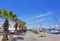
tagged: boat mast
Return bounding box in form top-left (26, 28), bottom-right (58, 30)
top-left (39, 20), bottom-right (42, 31)
top-left (54, 15), bottom-right (60, 28)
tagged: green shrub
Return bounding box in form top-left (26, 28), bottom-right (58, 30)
top-left (33, 30), bottom-right (38, 34)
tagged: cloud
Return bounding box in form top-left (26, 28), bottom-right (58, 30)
top-left (35, 12), bottom-right (53, 18)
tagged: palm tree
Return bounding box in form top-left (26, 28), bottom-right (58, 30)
top-left (18, 19), bottom-right (22, 33)
top-left (0, 9), bottom-right (26, 36)
top-left (21, 21), bottom-right (26, 31)
top-left (0, 9), bottom-right (27, 40)
top-left (0, 9), bottom-right (18, 39)
top-left (0, 9), bottom-right (9, 40)
top-left (9, 11), bottom-right (19, 34)
top-left (19, 20), bottom-right (26, 32)
top-left (0, 9), bottom-right (3, 17)
top-left (9, 11), bottom-right (17, 20)
top-left (9, 11), bottom-right (27, 34)
top-left (12, 18), bottom-right (19, 34)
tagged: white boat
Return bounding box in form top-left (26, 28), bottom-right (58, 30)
top-left (48, 30), bottom-right (60, 34)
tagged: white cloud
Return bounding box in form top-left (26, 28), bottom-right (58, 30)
top-left (35, 12), bottom-right (53, 18)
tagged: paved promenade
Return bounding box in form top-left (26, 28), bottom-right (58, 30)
top-left (13, 31), bottom-right (60, 41)
top-left (0, 31), bottom-right (60, 41)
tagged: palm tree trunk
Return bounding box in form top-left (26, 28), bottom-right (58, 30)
top-left (15, 28), bottom-right (17, 34)
top-left (22, 26), bottom-right (24, 32)
top-left (19, 25), bottom-right (22, 33)
top-left (3, 19), bottom-right (9, 40)
top-left (14, 23), bottom-right (18, 34)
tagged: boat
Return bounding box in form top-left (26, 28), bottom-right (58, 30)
top-left (48, 30), bottom-right (60, 34)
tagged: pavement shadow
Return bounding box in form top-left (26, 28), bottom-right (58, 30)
top-left (12, 37), bottom-right (24, 41)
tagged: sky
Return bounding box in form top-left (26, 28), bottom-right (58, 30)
top-left (0, 0), bottom-right (60, 29)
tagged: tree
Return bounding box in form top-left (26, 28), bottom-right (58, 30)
top-left (12, 17), bottom-right (19, 34)
top-left (19, 20), bottom-right (26, 32)
top-left (0, 9), bottom-right (9, 40)
top-left (9, 10), bottom-right (27, 33)
top-left (9, 11), bottom-right (17, 20)
top-left (0, 8), bottom-right (26, 36)
top-left (0, 9), bottom-right (18, 40)
top-left (9, 11), bottom-right (19, 34)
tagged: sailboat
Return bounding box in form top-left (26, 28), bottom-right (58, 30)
top-left (48, 15), bottom-right (60, 34)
